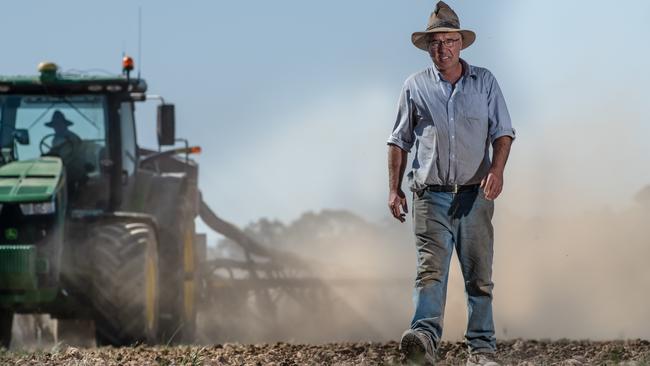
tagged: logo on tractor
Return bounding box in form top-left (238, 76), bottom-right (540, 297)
top-left (5, 228), bottom-right (18, 241)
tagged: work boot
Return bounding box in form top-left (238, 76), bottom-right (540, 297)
top-left (399, 329), bottom-right (436, 365)
top-left (466, 353), bottom-right (500, 366)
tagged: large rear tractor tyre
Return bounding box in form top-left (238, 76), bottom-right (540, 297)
top-left (0, 311), bottom-right (12, 349)
top-left (91, 222), bottom-right (159, 346)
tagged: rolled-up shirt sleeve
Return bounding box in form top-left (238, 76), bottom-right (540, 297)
top-left (486, 72), bottom-right (516, 144)
top-left (387, 82), bottom-right (416, 152)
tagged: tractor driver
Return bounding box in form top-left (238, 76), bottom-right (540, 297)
top-left (43, 110), bottom-right (88, 188)
top-left (44, 110), bottom-right (82, 150)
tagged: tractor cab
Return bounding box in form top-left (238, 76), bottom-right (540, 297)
top-left (0, 60), bottom-right (175, 211)
top-left (0, 93), bottom-right (109, 208)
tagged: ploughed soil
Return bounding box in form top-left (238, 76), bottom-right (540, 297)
top-left (1, 339), bottom-right (649, 365)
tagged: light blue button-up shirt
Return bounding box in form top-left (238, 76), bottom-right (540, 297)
top-left (387, 59), bottom-right (515, 192)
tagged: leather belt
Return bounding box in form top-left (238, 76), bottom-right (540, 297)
top-left (426, 184), bottom-right (479, 193)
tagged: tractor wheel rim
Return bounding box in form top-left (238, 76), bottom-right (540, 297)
top-left (145, 252), bottom-right (157, 333)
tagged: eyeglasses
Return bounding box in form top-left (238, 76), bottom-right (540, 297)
top-left (428, 38), bottom-right (461, 49)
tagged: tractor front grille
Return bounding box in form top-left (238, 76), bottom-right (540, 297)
top-left (0, 245), bottom-right (38, 290)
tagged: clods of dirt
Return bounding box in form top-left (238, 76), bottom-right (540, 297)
top-left (1, 339), bottom-right (649, 365)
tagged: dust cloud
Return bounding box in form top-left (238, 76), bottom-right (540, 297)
top-left (10, 186), bottom-right (650, 347)
top-left (491, 190), bottom-right (650, 340)
top-left (195, 187), bottom-right (650, 344)
top-left (196, 210), bottom-right (415, 344)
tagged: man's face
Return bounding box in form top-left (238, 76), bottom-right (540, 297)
top-left (427, 32), bottom-right (463, 71)
top-left (53, 124), bottom-right (67, 134)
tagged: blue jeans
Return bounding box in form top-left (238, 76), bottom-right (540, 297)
top-left (410, 189), bottom-right (496, 353)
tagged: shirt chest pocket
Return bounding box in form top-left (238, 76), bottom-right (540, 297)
top-left (457, 92), bottom-right (488, 124)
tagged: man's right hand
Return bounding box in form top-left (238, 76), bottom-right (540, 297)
top-left (388, 189), bottom-right (408, 223)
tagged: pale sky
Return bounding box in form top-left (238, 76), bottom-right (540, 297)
top-left (2, 0), bottom-right (649, 227)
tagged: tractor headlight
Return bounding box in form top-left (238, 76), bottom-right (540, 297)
top-left (20, 201), bottom-right (56, 215)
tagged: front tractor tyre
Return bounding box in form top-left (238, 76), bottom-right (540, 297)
top-left (91, 222), bottom-right (159, 346)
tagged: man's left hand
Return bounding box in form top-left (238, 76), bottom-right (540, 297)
top-left (480, 168), bottom-right (504, 200)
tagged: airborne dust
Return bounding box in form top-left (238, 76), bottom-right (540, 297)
top-left (10, 173), bottom-right (650, 348)
top-left (193, 190), bottom-right (650, 344)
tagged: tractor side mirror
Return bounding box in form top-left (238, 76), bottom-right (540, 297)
top-left (13, 129), bottom-right (30, 145)
top-left (157, 104), bottom-right (175, 146)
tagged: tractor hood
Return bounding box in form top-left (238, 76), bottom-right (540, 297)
top-left (0, 157), bottom-right (62, 202)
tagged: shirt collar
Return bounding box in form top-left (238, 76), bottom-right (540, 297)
top-left (432, 58), bottom-right (477, 83)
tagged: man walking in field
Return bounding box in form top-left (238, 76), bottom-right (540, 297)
top-left (387, 2), bottom-right (515, 365)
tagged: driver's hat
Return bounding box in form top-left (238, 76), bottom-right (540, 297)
top-left (45, 110), bottom-right (74, 128)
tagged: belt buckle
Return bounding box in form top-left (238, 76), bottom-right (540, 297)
top-left (452, 184), bottom-right (459, 194)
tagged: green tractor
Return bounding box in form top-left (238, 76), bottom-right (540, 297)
top-left (0, 59), bottom-right (205, 347)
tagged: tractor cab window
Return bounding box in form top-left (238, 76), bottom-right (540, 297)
top-left (0, 95), bottom-right (107, 176)
top-left (0, 95), bottom-right (110, 208)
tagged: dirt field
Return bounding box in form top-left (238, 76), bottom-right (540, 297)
top-left (2, 339), bottom-right (650, 365)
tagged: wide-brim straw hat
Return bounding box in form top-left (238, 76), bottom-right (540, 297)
top-left (411, 1), bottom-right (476, 51)
top-left (45, 110), bottom-right (74, 128)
